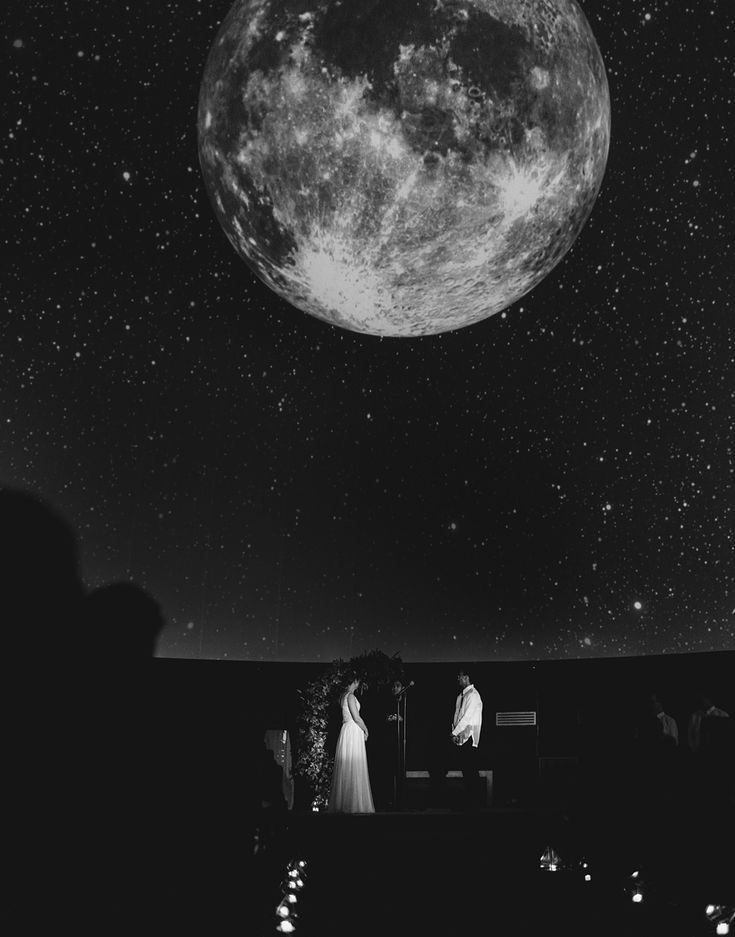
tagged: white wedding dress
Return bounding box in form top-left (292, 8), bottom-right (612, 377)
top-left (327, 694), bottom-right (375, 814)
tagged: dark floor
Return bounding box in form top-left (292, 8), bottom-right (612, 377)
top-left (262, 802), bottom-right (734, 937)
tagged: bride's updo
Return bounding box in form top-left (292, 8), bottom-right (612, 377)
top-left (340, 672), bottom-right (360, 700)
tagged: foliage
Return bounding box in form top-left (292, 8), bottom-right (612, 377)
top-left (293, 649), bottom-right (404, 809)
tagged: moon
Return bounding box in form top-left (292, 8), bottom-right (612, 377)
top-left (198, 0), bottom-right (610, 337)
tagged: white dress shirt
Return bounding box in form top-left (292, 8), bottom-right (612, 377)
top-left (452, 684), bottom-right (483, 748)
top-left (656, 710), bottom-right (679, 745)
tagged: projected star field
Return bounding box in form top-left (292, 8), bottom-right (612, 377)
top-left (2, 1), bottom-right (733, 661)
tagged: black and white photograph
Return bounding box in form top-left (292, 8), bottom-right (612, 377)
top-left (3, 0), bottom-right (733, 933)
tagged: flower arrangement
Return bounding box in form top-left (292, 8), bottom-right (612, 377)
top-left (293, 649), bottom-right (404, 810)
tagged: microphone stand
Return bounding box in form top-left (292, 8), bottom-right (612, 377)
top-left (393, 684), bottom-right (413, 810)
top-left (392, 694), bottom-right (400, 810)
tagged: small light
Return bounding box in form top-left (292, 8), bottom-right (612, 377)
top-left (539, 846), bottom-right (562, 870)
top-left (298, 860), bottom-right (307, 869)
top-left (584, 874), bottom-right (591, 882)
top-left (277, 904), bottom-right (291, 918)
top-left (716, 924), bottom-right (730, 936)
top-left (707, 906), bottom-right (717, 917)
top-left (632, 889), bottom-right (643, 903)
top-left (285, 894), bottom-right (297, 905)
top-left (634, 601), bottom-right (642, 610)
top-left (276, 921), bottom-right (296, 934)
top-left (631, 870), bottom-right (640, 879)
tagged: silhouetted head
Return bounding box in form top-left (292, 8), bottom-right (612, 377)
top-left (649, 693), bottom-right (664, 715)
top-left (84, 581), bottom-right (165, 659)
top-left (0, 487), bottom-right (84, 652)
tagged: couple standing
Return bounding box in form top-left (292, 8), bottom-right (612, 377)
top-left (327, 670), bottom-right (483, 813)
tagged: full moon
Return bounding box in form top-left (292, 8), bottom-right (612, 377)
top-left (198, 0), bottom-right (610, 337)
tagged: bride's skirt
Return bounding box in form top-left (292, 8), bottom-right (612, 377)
top-left (327, 722), bottom-right (375, 814)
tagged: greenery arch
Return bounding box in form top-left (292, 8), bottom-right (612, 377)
top-left (293, 649), bottom-right (404, 809)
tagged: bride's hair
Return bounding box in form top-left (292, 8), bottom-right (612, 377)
top-left (340, 672), bottom-right (360, 699)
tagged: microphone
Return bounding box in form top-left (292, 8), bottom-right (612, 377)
top-left (395, 680), bottom-right (415, 698)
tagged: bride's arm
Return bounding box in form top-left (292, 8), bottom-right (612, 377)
top-left (347, 694), bottom-right (369, 738)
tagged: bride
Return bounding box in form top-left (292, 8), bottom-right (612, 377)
top-left (327, 675), bottom-right (375, 814)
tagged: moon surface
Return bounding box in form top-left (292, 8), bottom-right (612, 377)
top-left (198, 0), bottom-right (610, 337)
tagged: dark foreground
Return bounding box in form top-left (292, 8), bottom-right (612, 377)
top-left (256, 801), bottom-right (734, 937)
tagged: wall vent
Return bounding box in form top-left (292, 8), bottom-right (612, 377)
top-left (495, 711), bottom-right (537, 726)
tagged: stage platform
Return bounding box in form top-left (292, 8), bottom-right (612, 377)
top-left (262, 803), bottom-right (734, 937)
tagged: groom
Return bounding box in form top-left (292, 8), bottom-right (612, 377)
top-left (451, 670), bottom-right (483, 810)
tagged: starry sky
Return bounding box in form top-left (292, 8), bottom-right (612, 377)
top-left (3, 0), bottom-right (733, 662)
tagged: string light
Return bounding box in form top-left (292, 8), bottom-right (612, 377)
top-left (275, 859), bottom-right (308, 932)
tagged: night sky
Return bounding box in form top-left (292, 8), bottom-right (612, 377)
top-left (3, 1), bottom-right (733, 662)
